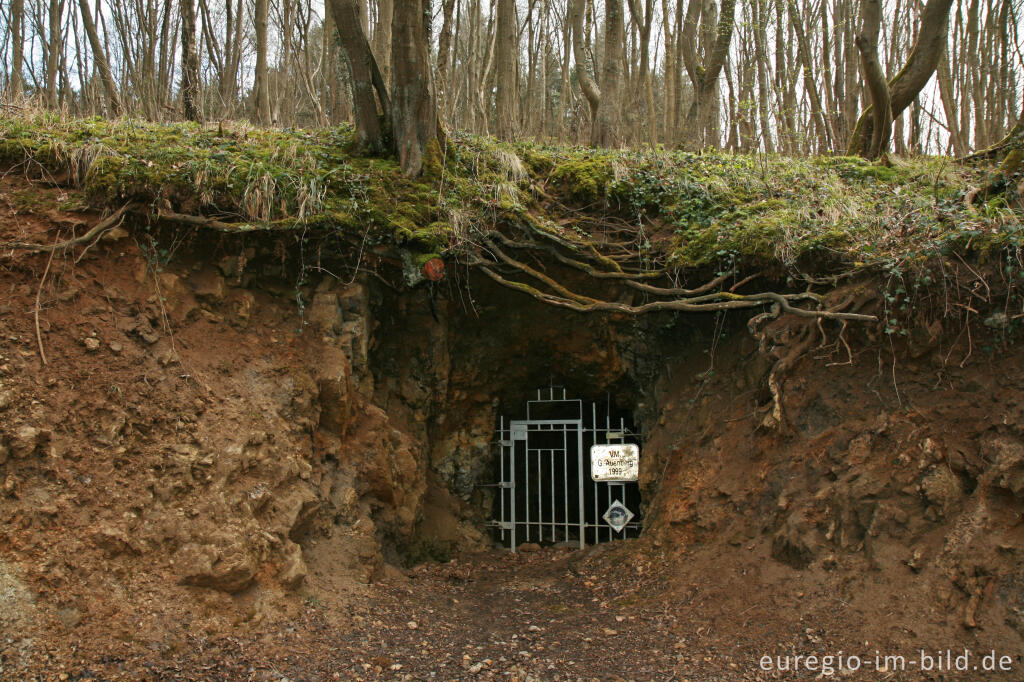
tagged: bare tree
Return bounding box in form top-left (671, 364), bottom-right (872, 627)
top-left (8, 0), bottom-right (25, 98)
top-left (847, 0), bottom-right (955, 156)
top-left (254, 0), bottom-right (272, 124)
top-left (495, 0), bottom-right (519, 139)
top-left (680, 0), bottom-right (737, 148)
top-left (329, 0), bottom-right (391, 152)
top-left (181, 0), bottom-right (201, 121)
top-left (390, 0), bottom-right (441, 175)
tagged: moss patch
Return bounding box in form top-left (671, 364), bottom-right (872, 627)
top-left (1, 114), bottom-right (1021, 285)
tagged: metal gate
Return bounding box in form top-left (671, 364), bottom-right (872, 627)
top-left (488, 388), bottom-right (642, 551)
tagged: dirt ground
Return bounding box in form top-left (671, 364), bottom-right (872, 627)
top-left (8, 536), bottom-right (1022, 680)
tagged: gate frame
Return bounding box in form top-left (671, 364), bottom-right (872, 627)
top-left (491, 387), bottom-right (640, 552)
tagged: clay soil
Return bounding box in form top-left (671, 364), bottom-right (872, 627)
top-left (2, 174), bottom-right (1024, 681)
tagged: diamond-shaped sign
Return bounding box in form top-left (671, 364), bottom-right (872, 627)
top-left (602, 500), bottom-right (634, 533)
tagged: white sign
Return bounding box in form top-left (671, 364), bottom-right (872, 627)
top-left (590, 444), bottom-right (639, 482)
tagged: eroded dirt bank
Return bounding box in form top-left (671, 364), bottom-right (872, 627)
top-left (2, 176), bottom-right (1024, 681)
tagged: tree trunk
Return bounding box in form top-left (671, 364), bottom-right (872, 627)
top-left (9, 0), bottom-right (25, 98)
top-left (390, 0), bottom-right (441, 176)
top-left (437, 0), bottom-right (457, 112)
top-left (328, 0), bottom-right (391, 153)
top-left (854, 0), bottom-right (890, 158)
top-left (594, 0), bottom-right (624, 147)
top-left (253, 0), bottom-right (271, 124)
top-left (495, 0), bottom-right (519, 139)
top-left (937, 47), bottom-right (967, 156)
top-left (180, 0), bottom-right (202, 121)
top-left (626, 0), bottom-right (655, 145)
top-left (372, 0), bottom-right (394, 83)
top-left (78, 0), bottom-right (121, 115)
top-left (787, 0), bottom-right (830, 151)
top-left (45, 0), bottom-right (63, 108)
top-left (570, 0), bottom-right (602, 135)
top-left (847, 0), bottom-right (955, 156)
top-left (752, 0), bottom-right (773, 151)
top-left (680, 0), bottom-right (737, 149)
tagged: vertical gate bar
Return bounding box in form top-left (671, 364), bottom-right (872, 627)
top-left (577, 420), bottom-right (585, 549)
top-left (593, 405), bottom-right (598, 545)
top-left (525, 444), bottom-right (530, 543)
top-left (606, 412), bottom-right (612, 543)
top-left (510, 429), bottom-right (517, 553)
top-left (536, 445), bottom-right (542, 543)
top-left (550, 443), bottom-right (556, 544)
top-left (499, 416), bottom-right (506, 546)
top-left (619, 417), bottom-right (627, 537)
top-left (562, 427), bottom-right (568, 543)
top-left (592, 402), bottom-right (598, 545)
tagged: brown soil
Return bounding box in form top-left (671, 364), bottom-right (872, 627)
top-left (2, 174), bottom-right (1024, 681)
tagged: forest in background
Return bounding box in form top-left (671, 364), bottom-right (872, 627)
top-left (1, 0), bottom-right (1021, 159)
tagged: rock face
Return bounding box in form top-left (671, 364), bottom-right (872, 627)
top-left (639, 313), bottom-right (1024, 645)
top-left (0, 247), bottom-right (432, 617)
top-left (177, 538), bottom-right (258, 593)
top-left (983, 434), bottom-right (1024, 497)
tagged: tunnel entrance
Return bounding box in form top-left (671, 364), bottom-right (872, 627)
top-left (487, 388), bottom-right (642, 552)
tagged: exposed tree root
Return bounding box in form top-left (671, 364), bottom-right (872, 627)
top-left (759, 324), bottom-right (817, 430)
top-left (34, 232), bottom-right (60, 366)
top-left (476, 261), bottom-right (874, 321)
top-left (1, 202), bottom-right (132, 253)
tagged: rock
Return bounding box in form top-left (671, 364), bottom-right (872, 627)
top-left (771, 511), bottom-right (822, 569)
top-left (10, 426), bottom-right (43, 459)
top-left (0, 444), bottom-right (8, 466)
top-left (517, 543), bottom-right (542, 553)
top-left (177, 540), bottom-right (258, 593)
top-left (307, 293), bottom-right (343, 335)
top-left (117, 314), bottom-right (160, 344)
top-left (109, 342), bottom-right (123, 354)
top-left (93, 409), bottom-right (127, 445)
top-left (83, 337), bottom-right (100, 352)
top-left (278, 541), bottom-right (308, 588)
top-left (982, 434), bottom-right (1024, 497)
top-left (268, 486), bottom-right (320, 541)
top-left (0, 390), bottom-right (13, 410)
top-left (189, 268), bottom-right (227, 302)
top-left (228, 290), bottom-right (256, 326)
top-left (154, 272), bottom-right (198, 324)
top-left (407, 621), bottom-right (418, 630)
top-left (56, 607), bottom-right (81, 628)
top-left (91, 524), bottom-right (138, 557)
top-left (920, 466), bottom-right (961, 516)
top-left (156, 348), bottom-right (180, 366)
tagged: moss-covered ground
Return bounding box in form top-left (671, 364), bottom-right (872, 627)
top-left (2, 113), bottom-right (1022, 284)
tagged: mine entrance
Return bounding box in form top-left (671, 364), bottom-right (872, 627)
top-left (488, 388), bottom-right (642, 551)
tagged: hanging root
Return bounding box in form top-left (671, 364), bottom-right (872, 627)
top-left (760, 322), bottom-right (819, 430)
top-left (34, 232), bottom-right (61, 366)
